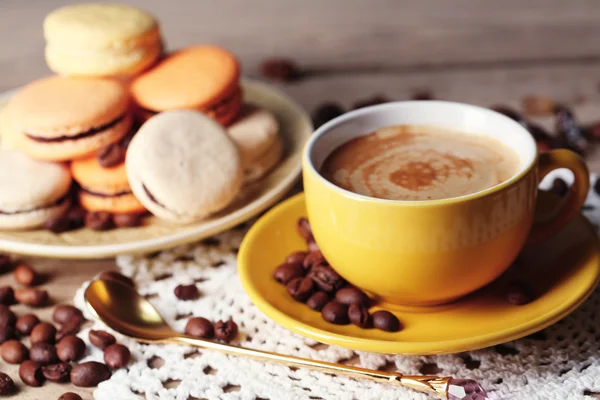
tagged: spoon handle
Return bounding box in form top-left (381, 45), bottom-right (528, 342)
top-left (171, 335), bottom-right (450, 398)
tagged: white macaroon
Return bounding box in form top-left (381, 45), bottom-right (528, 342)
top-left (0, 150), bottom-right (72, 230)
top-left (126, 110), bottom-right (243, 224)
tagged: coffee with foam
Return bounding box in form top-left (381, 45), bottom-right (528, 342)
top-left (320, 125), bottom-right (520, 201)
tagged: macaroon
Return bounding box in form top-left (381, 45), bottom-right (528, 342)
top-left (126, 110), bottom-right (243, 224)
top-left (44, 3), bottom-right (162, 77)
top-left (0, 150), bottom-right (72, 230)
top-left (130, 46), bottom-right (242, 125)
top-left (2, 76), bottom-right (132, 162)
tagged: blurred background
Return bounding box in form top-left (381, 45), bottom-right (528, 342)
top-left (2, 0), bottom-right (600, 165)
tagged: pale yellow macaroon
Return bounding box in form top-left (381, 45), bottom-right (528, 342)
top-left (44, 3), bottom-right (162, 77)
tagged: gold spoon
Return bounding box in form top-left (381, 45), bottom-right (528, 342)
top-left (84, 279), bottom-right (487, 400)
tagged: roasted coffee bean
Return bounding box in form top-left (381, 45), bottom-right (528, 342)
top-left (174, 284), bottom-right (200, 300)
top-left (97, 143), bottom-right (125, 168)
top-left (53, 305), bottom-right (83, 325)
top-left (372, 310), bottom-right (401, 332)
top-left (306, 292), bottom-right (329, 311)
top-left (43, 215), bottom-right (73, 234)
top-left (0, 286), bottom-right (14, 305)
top-left (14, 263), bottom-right (40, 286)
top-left (259, 58), bottom-right (301, 82)
top-left (104, 344), bottom-right (130, 369)
top-left (65, 206), bottom-right (86, 230)
top-left (286, 277), bottom-right (314, 302)
top-left (296, 218), bottom-right (313, 241)
top-left (89, 330), bottom-right (116, 350)
top-left (0, 253), bottom-right (12, 273)
top-left (0, 372), bottom-right (15, 395)
top-left (0, 304), bottom-right (16, 327)
top-left (56, 315), bottom-right (83, 341)
top-left (286, 251), bottom-right (307, 265)
top-left (490, 105), bottom-right (526, 125)
top-left (19, 360), bottom-right (44, 387)
top-left (70, 361), bottom-right (111, 387)
top-left (56, 335), bottom-right (85, 362)
top-left (1, 340), bottom-right (29, 364)
top-left (214, 319), bottom-right (238, 342)
top-left (594, 177), bottom-right (600, 196)
top-left (522, 95), bottom-right (555, 116)
top-left (352, 94), bottom-right (390, 110)
top-left (15, 288), bottom-right (48, 307)
top-left (321, 301), bottom-right (349, 325)
top-left (0, 325), bottom-right (15, 344)
top-left (85, 211), bottom-right (114, 231)
top-left (16, 313), bottom-right (40, 336)
top-left (30, 342), bottom-right (58, 365)
top-left (58, 393), bottom-right (82, 400)
top-left (273, 263), bottom-right (305, 284)
top-left (554, 105), bottom-right (588, 155)
top-left (411, 90), bottom-right (434, 100)
top-left (506, 281), bottom-right (534, 305)
top-left (185, 317), bottom-right (214, 339)
top-left (42, 362), bottom-right (71, 382)
top-left (113, 213), bottom-right (143, 228)
top-left (312, 103), bottom-right (345, 128)
top-left (307, 239), bottom-right (320, 252)
top-left (551, 178), bottom-right (569, 197)
top-left (30, 322), bottom-right (57, 344)
top-left (335, 287), bottom-right (370, 306)
top-left (348, 304), bottom-right (372, 328)
top-left (303, 251), bottom-right (326, 269)
top-left (98, 271), bottom-right (135, 287)
top-left (309, 264), bottom-right (345, 293)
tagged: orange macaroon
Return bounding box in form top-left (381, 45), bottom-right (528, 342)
top-left (130, 46), bottom-right (242, 125)
top-left (71, 155), bottom-right (145, 214)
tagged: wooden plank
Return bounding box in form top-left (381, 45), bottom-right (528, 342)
top-left (3, 0), bottom-right (600, 89)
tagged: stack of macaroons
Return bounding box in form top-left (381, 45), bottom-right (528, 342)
top-left (0, 2), bottom-right (285, 232)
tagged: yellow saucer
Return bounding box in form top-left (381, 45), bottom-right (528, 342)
top-left (238, 192), bottom-right (600, 355)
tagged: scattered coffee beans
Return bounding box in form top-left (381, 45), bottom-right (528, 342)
top-left (273, 263), bottom-right (305, 284)
top-left (98, 271), bottom-right (135, 287)
top-left (335, 287), bottom-right (369, 307)
top-left (104, 344), bottom-right (131, 369)
top-left (259, 58), bottom-right (301, 82)
top-left (554, 105), bottom-right (588, 155)
top-left (321, 301), bottom-right (349, 325)
top-left (185, 317), bottom-right (214, 339)
top-left (312, 103), bottom-right (345, 128)
top-left (56, 335), bottom-right (86, 362)
top-left (0, 372), bottom-right (15, 395)
top-left (14, 263), bottom-right (40, 286)
top-left (113, 213), bottom-right (143, 228)
top-left (85, 211), bottom-right (114, 231)
top-left (296, 218), bottom-right (313, 241)
top-left (53, 305), bottom-right (83, 325)
top-left (0, 286), bottom-right (14, 305)
top-left (0, 304), bottom-right (16, 327)
top-left (43, 216), bottom-right (73, 234)
top-left (214, 319), bottom-right (238, 342)
top-left (551, 178), bottom-right (569, 197)
top-left (309, 264), bottom-right (345, 293)
top-left (303, 251), bottom-right (325, 269)
top-left (285, 251), bottom-right (307, 265)
top-left (30, 322), bottom-right (57, 344)
top-left (42, 362), bottom-right (71, 382)
top-left (286, 277), bottom-right (314, 302)
top-left (1, 340), bottom-right (29, 364)
top-left (372, 310), bottom-right (401, 332)
top-left (306, 292), bottom-right (329, 311)
top-left (65, 206), bottom-right (87, 230)
top-left (58, 393), bottom-right (82, 400)
top-left (506, 280), bottom-right (535, 305)
top-left (30, 342), bottom-right (58, 365)
top-left (19, 360), bottom-right (44, 387)
top-left (71, 361), bottom-right (111, 387)
top-left (16, 313), bottom-right (40, 335)
top-left (14, 288), bottom-right (48, 307)
top-left (0, 254), bottom-right (12, 273)
top-left (89, 330), bottom-right (116, 350)
top-left (97, 143), bottom-right (125, 168)
top-left (174, 284), bottom-right (200, 300)
top-left (0, 325), bottom-right (15, 344)
top-left (348, 304), bottom-right (372, 328)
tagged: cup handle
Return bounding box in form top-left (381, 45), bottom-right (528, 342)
top-left (528, 149), bottom-right (590, 244)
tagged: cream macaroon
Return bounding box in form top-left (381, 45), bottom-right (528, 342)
top-left (126, 110), bottom-right (243, 224)
top-left (0, 150), bottom-right (72, 230)
top-left (43, 3), bottom-right (162, 77)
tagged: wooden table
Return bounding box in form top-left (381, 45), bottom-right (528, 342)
top-left (1, 0), bottom-right (600, 398)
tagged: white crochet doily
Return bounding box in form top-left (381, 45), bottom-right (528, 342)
top-left (73, 170), bottom-right (600, 400)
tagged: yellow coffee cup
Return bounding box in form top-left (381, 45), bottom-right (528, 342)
top-left (303, 101), bottom-right (589, 306)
